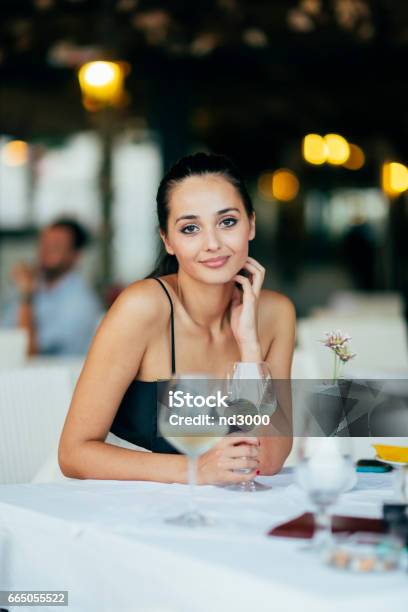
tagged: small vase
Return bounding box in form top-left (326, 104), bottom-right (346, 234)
top-left (307, 379), bottom-right (352, 437)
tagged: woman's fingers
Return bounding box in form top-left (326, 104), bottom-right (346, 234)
top-left (242, 260), bottom-right (265, 298)
top-left (222, 457), bottom-right (259, 471)
top-left (246, 256), bottom-right (265, 271)
top-left (224, 435), bottom-right (259, 447)
top-left (216, 437), bottom-right (260, 476)
top-left (233, 274), bottom-right (255, 300)
top-left (198, 436), bottom-right (261, 485)
top-left (234, 256), bottom-right (265, 300)
top-left (228, 443), bottom-right (260, 459)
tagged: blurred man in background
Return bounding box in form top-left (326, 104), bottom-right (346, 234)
top-left (1, 218), bottom-right (103, 356)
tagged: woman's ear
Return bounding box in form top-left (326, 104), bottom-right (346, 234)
top-left (249, 212), bottom-right (256, 241)
top-left (160, 230), bottom-right (175, 256)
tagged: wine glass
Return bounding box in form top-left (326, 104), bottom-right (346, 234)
top-left (158, 374), bottom-right (228, 526)
top-left (295, 418), bottom-right (356, 551)
top-left (222, 362), bottom-right (277, 492)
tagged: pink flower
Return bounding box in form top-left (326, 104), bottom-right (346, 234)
top-left (320, 330), bottom-right (351, 349)
top-left (334, 346), bottom-right (356, 363)
top-left (320, 329), bottom-right (356, 381)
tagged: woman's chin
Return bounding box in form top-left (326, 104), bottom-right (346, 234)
top-left (195, 267), bottom-right (237, 285)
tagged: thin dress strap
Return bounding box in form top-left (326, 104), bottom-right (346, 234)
top-left (153, 278), bottom-right (176, 375)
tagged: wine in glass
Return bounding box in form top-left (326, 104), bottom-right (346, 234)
top-left (158, 374), bottom-right (228, 526)
top-left (223, 362), bottom-right (277, 492)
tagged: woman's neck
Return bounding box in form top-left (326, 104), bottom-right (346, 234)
top-left (175, 269), bottom-right (235, 335)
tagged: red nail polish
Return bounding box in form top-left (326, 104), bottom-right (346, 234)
top-left (256, 470), bottom-right (260, 475)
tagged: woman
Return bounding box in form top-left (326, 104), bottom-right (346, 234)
top-left (58, 152), bottom-right (295, 485)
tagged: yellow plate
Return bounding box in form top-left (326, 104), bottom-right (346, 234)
top-left (372, 444), bottom-right (408, 463)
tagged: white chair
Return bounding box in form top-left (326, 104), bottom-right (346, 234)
top-left (28, 361), bottom-right (148, 483)
top-left (0, 366), bottom-right (73, 484)
top-left (0, 329), bottom-right (28, 370)
top-left (27, 356), bottom-right (84, 389)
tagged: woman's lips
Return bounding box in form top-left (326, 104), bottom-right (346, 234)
top-left (200, 256), bottom-right (230, 268)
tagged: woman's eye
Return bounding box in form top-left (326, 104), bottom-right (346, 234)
top-left (220, 217), bottom-right (238, 228)
top-left (181, 224), bottom-right (199, 234)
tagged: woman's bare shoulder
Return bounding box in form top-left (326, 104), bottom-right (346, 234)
top-left (108, 278), bottom-right (170, 326)
top-left (259, 289), bottom-right (296, 325)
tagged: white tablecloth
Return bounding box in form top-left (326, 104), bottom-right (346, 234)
top-left (0, 469), bottom-right (407, 612)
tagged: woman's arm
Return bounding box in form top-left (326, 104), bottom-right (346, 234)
top-left (258, 292), bottom-right (296, 475)
top-left (230, 257), bottom-right (296, 476)
top-left (58, 280), bottom-right (260, 485)
top-left (58, 280), bottom-right (189, 482)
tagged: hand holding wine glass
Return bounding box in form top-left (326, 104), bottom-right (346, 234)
top-left (223, 361), bottom-right (276, 492)
top-left (197, 435), bottom-right (260, 485)
top-left (158, 374), bottom-right (260, 526)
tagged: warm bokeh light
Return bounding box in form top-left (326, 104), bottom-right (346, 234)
top-left (78, 61), bottom-right (127, 107)
top-left (343, 143), bottom-right (365, 170)
top-left (272, 169), bottom-right (299, 202)
top-left (324, 133), bottom-right (350, 165)
top-left (80, 61), bottom-right (118, 87)
top-left (1, 140), bottom-right (29, 166)
top-left (258, 169), bottom-right (300, 201)
top-left (258, 171), bottom-right (274, 200)
top-left (382, 162), bottom-right (408, 197)
top-left (302, 134), bottom-right (327, 165)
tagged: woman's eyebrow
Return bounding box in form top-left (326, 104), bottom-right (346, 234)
top-left (175, 207), bottom-right (240, 223)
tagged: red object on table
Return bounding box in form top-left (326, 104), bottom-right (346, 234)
top-left (268, 512), bottom-right (387, 539)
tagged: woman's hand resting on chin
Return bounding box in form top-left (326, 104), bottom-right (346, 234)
top-left (230, 256), bottom-right (265, 361)
top-left (197, 436), bottom-right (260, 485)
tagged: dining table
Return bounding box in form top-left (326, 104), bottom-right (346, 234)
top-left (0, 468), bottom-right (407, 612)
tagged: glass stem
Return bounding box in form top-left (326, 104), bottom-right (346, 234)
top-left (241, 457), bottom-right (253, 485)
top-left (313, 506), bottom-right (332, 548)
top-left (188, 456), bottom-right (198, 515)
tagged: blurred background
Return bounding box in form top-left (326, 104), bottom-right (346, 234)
top-left (1, 0), bottom-right (408, 330)
top-left (1, 0), bottom-right (408, 484)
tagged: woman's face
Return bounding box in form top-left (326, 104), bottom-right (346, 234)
top-left (161, 174), bottom-right (255, 283)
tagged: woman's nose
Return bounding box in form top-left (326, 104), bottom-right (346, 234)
top-left (203, 228), bottom-right (221, 251)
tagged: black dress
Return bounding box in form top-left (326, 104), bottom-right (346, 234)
top-left (110, 278), bottom-right (180, 454)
